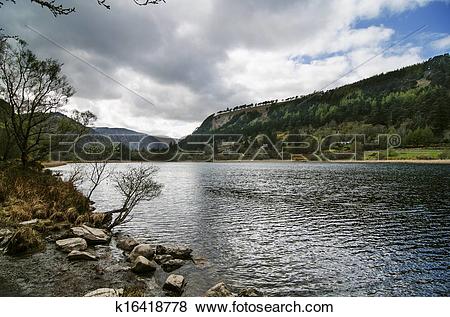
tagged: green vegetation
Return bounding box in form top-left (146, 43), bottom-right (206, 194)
top-left (365, 147), bottom-right (448, 161)
top-left (195, 54), bottom-right (450, 154)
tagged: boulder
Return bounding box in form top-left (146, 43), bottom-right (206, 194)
top-left (129, 244), bottom-right (155, 262)
top-left (154, 254), bottom-right (173, 264)
top-left (116, 236), bottom-right (139, 252)
top-left (156, 245), bottom-right (192, 259)
top-left (84, 288), bottom-right (124, 297)
top-left (163, 274), bottom-right (186, 295)
top-left (238, 288), bottom-right (263, 297)
top-left (205, 282), bottom-right (234, 297)
top-left (71, 225), bottom-right (111, 244)
top-left (68, 250), bottom-right (97, 261)
top-left (56, 237), bottom-right (87, 253)
top-left (131, 256), bottom-right (157, 274)
top-left (161, 259), bottom-right (185, 273)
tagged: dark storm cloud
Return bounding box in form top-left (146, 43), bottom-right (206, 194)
top-left (0, 0), bottom-right (432, 136)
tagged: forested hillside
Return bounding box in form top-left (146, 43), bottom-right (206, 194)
top-left (194, 54), bottom-right (450, 147)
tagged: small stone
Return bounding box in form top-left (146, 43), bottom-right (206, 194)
top-left (116, 236), bottom-right (139, 252)
top-left (68, 250), bottom-right (97, 261)
top-left (238, 288), bottom-right (263, 297)
top-left (131, 255), bottom-right (157, 274)
top-left (84, 288), bottom-right (124, 297)
top-left (193, 256), bottom-right (208, 269)
top-left (163, 274), bottom-right (186, 295)
top-left (56, 237), bottom-right (87, 253)
top-left (129, 244), bottom-right (155, 262)
top-left (205, 282), bottom-right (234, 297)
top-left (161, 259), bottom-right (185, 273)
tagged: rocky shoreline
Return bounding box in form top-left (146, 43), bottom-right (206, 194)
top-left (0, 223), bottom-right (261, 297)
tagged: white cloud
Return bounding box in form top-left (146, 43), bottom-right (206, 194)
top-left (431, 35), bottom-right (450, 50)
top-left (0, 0), bottom-right (436, 137)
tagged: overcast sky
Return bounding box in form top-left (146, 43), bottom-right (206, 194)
top-left (1, 0), bottom-right (449, 137)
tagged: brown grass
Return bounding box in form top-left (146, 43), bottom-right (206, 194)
top-left (4, 226), bottom-right (44, 255)
top-left (0, 162), bottom-right (91, 226)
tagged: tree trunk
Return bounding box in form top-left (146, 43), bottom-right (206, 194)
top-left (21, 152), bottom-right (28, 167)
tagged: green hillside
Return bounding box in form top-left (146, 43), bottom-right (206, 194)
top-left (194, 54), bottom-right (450, 148)
top-left (0, 100), bottom-right (88, 161)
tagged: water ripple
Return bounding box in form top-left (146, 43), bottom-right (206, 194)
top-left (54, 162), bottom-right (450, 296)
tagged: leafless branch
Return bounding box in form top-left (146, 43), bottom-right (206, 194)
top-left (108, 164), bottom-right (163, 230)
top-left (86, 161), bottom-right (112, 200)
top-left (0, 0), bottom-right (165, 16)
top-left (66, 164), bottom-right (85, 187)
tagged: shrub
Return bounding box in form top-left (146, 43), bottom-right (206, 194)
top-left (49, 212), bottom-right (66, 222)
top-left (438, 149), bottom-right (450, 159)
top-left (4, 227), bottom-right (44, 255)
top-left (416, 155), bottom-right (434, 160)
top-left (0, 163), bottom-right (91, 224)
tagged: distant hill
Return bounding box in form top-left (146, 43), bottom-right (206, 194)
top-left (194, 54), bottom-right (450, 147)
top-left (92, 127), bottom-right (176, 150)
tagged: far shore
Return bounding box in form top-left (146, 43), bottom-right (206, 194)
top-left (42, 159), bottom-right (450, 167)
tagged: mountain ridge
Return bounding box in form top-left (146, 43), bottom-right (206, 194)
top-left (193, 53), bottom-right (450, 146)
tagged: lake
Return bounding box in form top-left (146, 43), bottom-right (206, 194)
top-left (56, 162), bottom-right (450, 296)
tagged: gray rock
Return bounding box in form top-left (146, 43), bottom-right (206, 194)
top-left (156, 245), bottom-right (192, 259)
top-left (71, 225), bottom-right (111, 244)
top-left (131, 256), bottom-right (157, 274)
top-left (205, 282), bottom-right (235, 297)
top-left (56, 237), bottom-right (88, 253)
top-left (163, 274), bottom-right (186, 295)
top-left (116, 236), bottom-right (139, 252)
top-left (129, 244), bottom-right (155, 262)
top-left (154, 254), bottom-right (173, 264)
top-left (84, 288), bottom-right (124, 297)
top-left (68, 250), bottom-right (98, 261)
top-left (161, 259), bottom-right (185, 273)
top-left (238, 288), bottom-right (263, 297)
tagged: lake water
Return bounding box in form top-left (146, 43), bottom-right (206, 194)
top-left (56, 162), bottom-right (450, 296)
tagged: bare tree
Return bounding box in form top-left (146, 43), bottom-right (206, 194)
top-left (0, 39), bottom-right (74, 166)
top-left (0, 0), bottom-right (165, 16)
top-left (108, 165), bottom-right (162, 229)
top-left (86, 161), bottom-right (111, 200)
top-left (66, 164), bottom-right (85, 187)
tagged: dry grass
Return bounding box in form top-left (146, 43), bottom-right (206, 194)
top-left (0, 162), bottom-right (91, 225)
top-left (4, 226), bottom-right (44, 255)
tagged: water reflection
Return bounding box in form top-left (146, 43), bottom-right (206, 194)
top-left (55, 162), bottom-right (450, 296)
